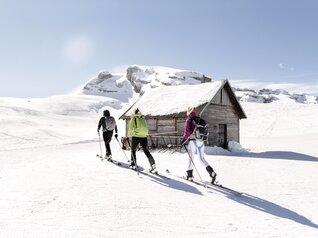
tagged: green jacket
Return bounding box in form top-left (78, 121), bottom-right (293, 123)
top-left (128, 113), bottom-right (148, 138)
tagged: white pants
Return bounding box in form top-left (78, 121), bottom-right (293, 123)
top-left (187, 140), bottom-right (209, 171)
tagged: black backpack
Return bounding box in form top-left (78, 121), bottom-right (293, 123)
top-left (190, 116), bottom-right (209, 141)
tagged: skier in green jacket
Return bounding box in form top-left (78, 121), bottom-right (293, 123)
top-left (128, 108), bottom-right (156, 172)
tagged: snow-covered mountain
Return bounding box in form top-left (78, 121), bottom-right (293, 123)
top-left (1, 65), bottom-right (318, 237)
top-left (234, 87), bottom-right (318, 104)
top-left (80, 65), bottom-right (318, 105)
top-left (81, 65), bottom-right (211, 96)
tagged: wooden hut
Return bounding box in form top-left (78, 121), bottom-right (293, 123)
top-left (119, 80), bottom-right (247, 149)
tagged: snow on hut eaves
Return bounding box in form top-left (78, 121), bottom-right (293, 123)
top-left (123, 80), bottom-right (224, 117)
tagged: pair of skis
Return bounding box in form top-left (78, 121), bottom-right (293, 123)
top-left (166, 169), bottom-right (242, 196)
top-left (96, 154), bottom-right (122, 166)
top-left (97, 153), bottom-right (170, 180)
top-left (139, 168), bottom-right (171, 180)
top-left (97, 135), bottom-right (170, 179)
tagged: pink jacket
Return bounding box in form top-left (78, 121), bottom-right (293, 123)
top-left (183, 111), bottom-right (196, 140)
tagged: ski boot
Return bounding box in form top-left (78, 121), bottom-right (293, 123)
top-left (206, 166), bottom-right (217, 184)
top-left (105, 154), bottom-right (112, 162)
top-left (129, 162), bottom-right (137, 171)
top-left (149, 164), bottom-right (157, 173)
top-left (186, 170), bottom-right (194, 181)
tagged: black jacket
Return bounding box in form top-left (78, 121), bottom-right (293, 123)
top-left (97, 116), bottom-right (118, 133)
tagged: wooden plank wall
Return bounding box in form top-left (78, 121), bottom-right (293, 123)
top-left (210, 88), bottom-right (232, 106)
top-left (202, 87), bottom-right (240, 147)
top-left (154, 119), bottom-right (177, 147)
top-left (125, 118), bottom-right (182, 148)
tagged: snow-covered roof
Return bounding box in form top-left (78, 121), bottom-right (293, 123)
top-left (120, 80), bottom-right (226, 118)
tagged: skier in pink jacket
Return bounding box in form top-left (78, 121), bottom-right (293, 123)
top-left (182, 107), bottom-right (217, 184)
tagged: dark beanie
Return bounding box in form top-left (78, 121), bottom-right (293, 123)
top-left (103, 110), bottom-right (110, 117)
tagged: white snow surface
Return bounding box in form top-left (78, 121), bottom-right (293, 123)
top-left (1, 72), bottom-right (318, 237)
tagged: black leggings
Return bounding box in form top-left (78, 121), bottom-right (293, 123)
top-left (103, 131), bottom-right (113, 156)
top-left (131, 137), bottom-right (155, 166)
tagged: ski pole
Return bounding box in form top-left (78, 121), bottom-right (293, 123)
top-left (183, 143), bottom-right (206, 187)
top-left (97, 132), bottom-right (103, 159)
top-left (180, 137), bottom-right (190, 149)
top-left (130, 149), bottom-right (139, 175)
top-left (115, 137), bottom-right (139, 175)
top-left (114, 137), bottom-right (131, 163)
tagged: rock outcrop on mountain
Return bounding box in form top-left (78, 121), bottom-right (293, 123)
top-left (81, 65), bottom-right (317, 104)
top-left (233, 87), bottom-right (318, 104)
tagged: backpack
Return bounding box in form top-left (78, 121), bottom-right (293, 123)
top-left (190, 116), bottom-right (209, 141)
top-left (104, 116), bottom-right (116, 131)
top-left (134, 116), bottom-right (148, 133)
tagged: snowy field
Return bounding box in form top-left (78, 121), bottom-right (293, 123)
top-left (0, 93), bottom-right (318, 237)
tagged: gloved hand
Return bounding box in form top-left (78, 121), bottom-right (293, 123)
top-left (180, 138), bottom-right (188, 146)
top-left (114, 134), bottom-right (118, 139)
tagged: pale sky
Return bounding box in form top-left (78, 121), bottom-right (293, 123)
top-left (1, 0), bottom-right (318, 97)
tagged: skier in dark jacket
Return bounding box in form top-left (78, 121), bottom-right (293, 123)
top-left (97, 109), bottom-right (118, 161)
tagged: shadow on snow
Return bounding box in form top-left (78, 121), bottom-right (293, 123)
top-left (208, 189), bottom-right (318, 229)
top-left (208, 150), bottom-right (318, 162)
top-left (104, 158), bottom-right (318, 229)
top-left (110, 161), bottom-right (203, 196)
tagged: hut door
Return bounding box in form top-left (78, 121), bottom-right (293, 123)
top-left (218, 124), bottom-right (227, 149)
